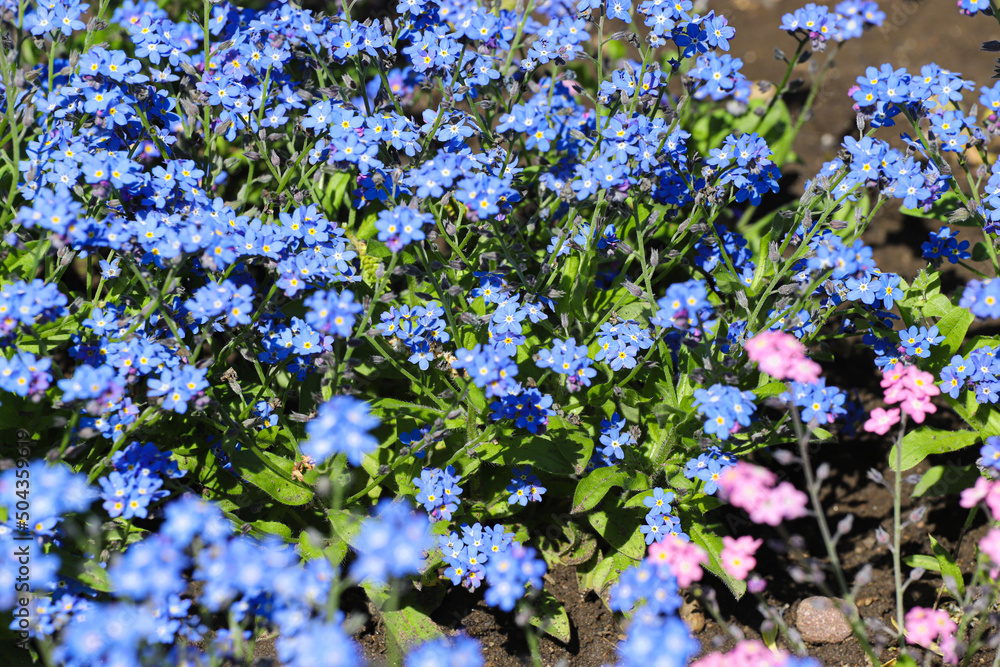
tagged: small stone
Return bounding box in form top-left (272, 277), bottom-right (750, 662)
top-left (795, 596), bottom-right (854, 644)
top-left (680, 599), bottom-right (706, 633)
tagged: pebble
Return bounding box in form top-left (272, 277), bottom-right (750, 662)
top-left (795, 596), bottom-right (854, 644)
top-left (680, 600), bottom-right (706, 634)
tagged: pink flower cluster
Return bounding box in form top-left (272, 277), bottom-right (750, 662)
top-left (647, 535), bottom-right (708, 588)
top-left (690, 640), bottom-right (807, 667)
top-left (717, 462), bottom-right (808, 526)
top-left (879, 363), bottom-right (939, 424)
top-left (745, 331), bottom-right (822, 383)
top-left (979, 528), bottom-right (1000, 579)
top-left (720, 535), bottom-right (762, 581)
top-left (904, 607), bottom-right (959, 664)
top-left (959, 477), bottom-right (1000, 518)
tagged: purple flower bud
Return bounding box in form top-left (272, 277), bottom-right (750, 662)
top-left (836, 513), bottom-right (854, 536)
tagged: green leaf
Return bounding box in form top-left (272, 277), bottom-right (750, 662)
top-left (889, 427), bottom-right (979, 472)
top-left (364, 583), bottom-right (445, 663)
top-left (753, 380), bottom-right (788, 399)
top-left (323, 171), bottom-right (354, 212)
top-left (572, 466), bottom-right (628, 514)
top-left (929, 534), bottom-right (964, 598)
top-left (328, 509), bottom-right (363, 565)
top-left (227, 446), bottom-right (314, 505)
top-left (689, 523), bottom-right (746, 599)
top-left (578, 550), bottom-right (634, 599)
top-left (528, 590), bottom-right (571, 642)
top-left (247, 519), bottom-right (293, 539)
top-left (921, 293), bottom-right (955, 319)
top-left (370, 397), bottom-right (446, 417)
top-left (934, 306), bottom-right (974, 356)
top-left (588, 509), bottom-right (646, 561)
top-left (298, 529), bottom-right (326, 560)
top-left (972, 242), bottom-right (990, 263)
top-left (810, 427), bottom-right (834, 441)
top-left (911, 465), bottom-right (979, 498)
top-left (761, 620), bottom-right (779, 652)
top-left (902, 554), bottom-right (941, 573)
top-left (506, 429), bottom-right (593, 476)
top-left (64, 554), bottom-right (113, 592)
top-left (899, 190), bottom-right (967, 223)
top-left (947, 390), bottom-right (1000, 438)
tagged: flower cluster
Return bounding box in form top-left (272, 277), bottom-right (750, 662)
top-left (97, 441), bottom-right (184, 520)
top-left (720, 535), bottom-right (762, 581)
top-left (451, 345), bottom-right (519, 398)
top-left (904, 607), bottom-right (959, 665)
top-left (536, 337), bottom-right (596, 391)
top-left (938, 344), bottom-right (1000, 405)
top-left (506, 466), bottom-right (546, 506)
top-left (640, 488), bottom-right (685, 544)
top-left (439, 522), bottom-right (531, 600)
top-left (960, 278), bottom-right (1000, 320)
top-left (378, 302), bottom-right (450, 370)
top-left (302, 395), bottom-right (380, 465)
top-left (489, 385), bottom-right (554, 433)
top-left (350, 500), bottom-right (433, 585)
top-left (781, 378), bottom-right (848, 425)
top-left (745, 331), bottom-right (822, 383)
top-left (593, 412), bottom-right (636, 466)
top-left (693, 384), bottom-right (757, 440)
top-left (647, 536), bottom-right (709, 588)
top-left (0, 462), bottom-right (95, 608)
top-left (483, 543), bottom-right (546, 612)
top-left (717, 462), bottom-right (809, 526)
top-left (594, 319), bottom-right (654, 371)
top-left (413, 465), bottom-right (463, 521)
top-left (691, 640), bottom-right (822, 667)
top-left (683, 446), bottom-right (738, 495)
top-left (878, 362), bottom-right (940, 424)
top-left (608, 546), bottom-right (701, 667)
top-left (922, 226), bottom-right (971, 264)
top-left (651, 280), bottom-right (714, 332)
top-left (704, 132), bottom-right (781, 206)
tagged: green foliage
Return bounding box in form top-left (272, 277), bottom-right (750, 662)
top-left (889, 427), bottom-right (979, 472)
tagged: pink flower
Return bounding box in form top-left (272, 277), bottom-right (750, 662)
top-left (721, 535), bottom-right (762, 581)
top-left (647, 535), bottom-right (708, 588)
top-left (863, 407), bottom-right (900, 435)
top-left (880, 363), bottom-right (907, 391)
top-left (719, 463), bottom-right (808, 526)
top-left (718, 462), bottom-right (775, 507)
top-left (960, 478), bottom-right (1000, 518)
top-left (900, 395), bottom-right (936, 423)
top-left (905, 607), bottom-right (958, 659)
top-left (960, 476), bottom-right (991, 509)
top-left (980, 529), bottom-right (1000, 579)
top-left (770, 481), bottom-right (809, 520)
top-left (690, 640), bottom-right (795, 667)
top-left (906, 366), bottom-right (940, 401)
top-left (882, 363), bottom-right (940, 405)
top-left (786, 356), bottom-right (823, 383)
top-left (745, 331), bottom-right (822, 383)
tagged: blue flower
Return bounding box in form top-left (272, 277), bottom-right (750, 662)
top-left (302, 396), bottom-right (380, 466)
top-left (350, 499), bottom-right (432, 585)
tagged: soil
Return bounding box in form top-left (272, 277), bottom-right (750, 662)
top-left (253, 1), bottom-right (1000, 665)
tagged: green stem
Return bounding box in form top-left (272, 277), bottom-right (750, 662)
top-left (891, 411), bottom-right (909, 646)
